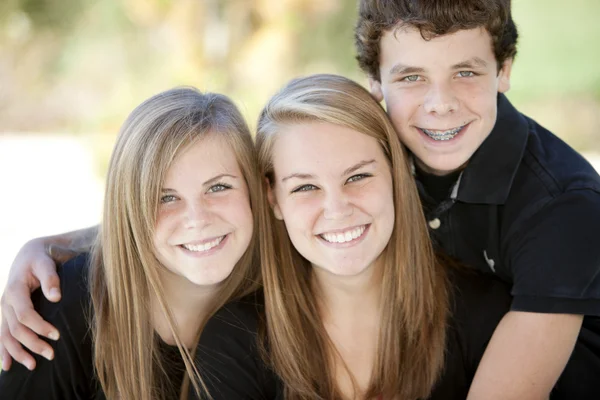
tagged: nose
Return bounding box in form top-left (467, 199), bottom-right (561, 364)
top-left (323, 190), bottom-right (353, 220)
top-left (184, 200), bottom-right (213, 229)
top-left (423, 81), bottom-right (458, 115)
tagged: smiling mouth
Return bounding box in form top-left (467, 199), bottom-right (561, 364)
top-left (319, 225), bottom-right (367, 244)
top-left (180, 235), bottom-right (226, 252)
top-left (418, 124), bottom-right (467, 141)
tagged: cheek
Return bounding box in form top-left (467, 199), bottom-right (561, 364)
top-left (280, 196), bottom-right (320, 234)
top-left (154, 209), bottom-right (177, 241)
top-left (224, 194), bottom-right (254, 236)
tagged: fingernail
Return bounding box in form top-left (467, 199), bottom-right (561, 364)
top-left (43, 350), bottom-right (54, 360)
top-left (26, 360), bottom-right (35, 370)
top-left (48, 331), bottom-right (60, 341)
top-left (49, 288), bottom-right (61, 299)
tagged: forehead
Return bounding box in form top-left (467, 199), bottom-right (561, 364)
top-left (164, 133), bottom-right (242, 182)
top-left (271, 121), bottom-right (386, 175)
top-left (379, 26), bottom-right (496, 71)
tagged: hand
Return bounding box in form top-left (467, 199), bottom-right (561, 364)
top-left (0, 239), bottom-right (78, 370)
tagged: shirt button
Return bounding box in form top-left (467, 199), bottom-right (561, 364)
top-left (429, 218), bottom-right (441, 229)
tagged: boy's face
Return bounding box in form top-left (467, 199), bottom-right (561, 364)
top-left (370, 26), bottom-right (512, 176)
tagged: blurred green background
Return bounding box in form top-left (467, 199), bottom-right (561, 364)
top-left (1, 0), bottom-right (599, 164)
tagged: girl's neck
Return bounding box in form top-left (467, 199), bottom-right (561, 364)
top-left (312, 261), bottom-right (383, 323)
top-left (151, 269), bottom-right (220, 348)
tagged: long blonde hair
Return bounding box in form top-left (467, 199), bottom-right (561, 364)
top-left (89, 87), bottom-right (262, 399)
top-left (256, 74), bottom-right (449, 399)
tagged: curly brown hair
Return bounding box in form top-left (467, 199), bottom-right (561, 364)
top-left (355, 0), bottom-right (518, 81)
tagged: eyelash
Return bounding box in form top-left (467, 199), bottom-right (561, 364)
top-left (159, 182), bottom-right (233, 202)
top-left (400, 71), bottom-right (479, 82)
top-left (290, 173), bottom-right (372, 193)
top-left (207, 182), bottom-right (232, 193)
top-left (160, 194), bottom-right (177, 204)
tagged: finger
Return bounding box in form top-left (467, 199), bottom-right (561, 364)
top-left (4, 284), bottom-right (60, 340)
top-left (5, 305), bottom-right (54, 364)
top-left (32, 257), bottom-right (63, 302)
top-left (47, 244), bottom-right (79, 265)
top-left (2, 310), bottom-right (37, 370)
top-left (0, 341), bottom-right (13, 371)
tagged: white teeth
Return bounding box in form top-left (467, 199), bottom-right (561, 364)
top-left (421, 125), bottom-right (464, 141)
top-left (182, 236), bottom-right (225, 252)
top-left (320, 226), bottom-right (366, 244)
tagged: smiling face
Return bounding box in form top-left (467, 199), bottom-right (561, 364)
top-left (269, 121), bottom-right (395, 278)
top-left (153, 133), bottom-right (254, 288)
top-left (371, 26), bottom-right (512, 175)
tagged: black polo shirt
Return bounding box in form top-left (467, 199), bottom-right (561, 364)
top-left (415, 93), bottom-right (600, 398)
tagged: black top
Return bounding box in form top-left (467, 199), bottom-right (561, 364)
top-left (192, 269), bottom-right (512, 400)
top-left (415, 93), bottom-right (600, 398)
top-left (0, 253), bottom-right (186, 400)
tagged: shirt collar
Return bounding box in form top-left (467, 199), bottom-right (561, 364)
top-left (455, 93), bottom-right (529, 205)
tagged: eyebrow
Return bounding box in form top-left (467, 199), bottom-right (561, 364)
top-left (388, 64), bottom-right (425, 76)
top-left (388, 57), bottom-right (489, 76)
top-left (451, 57), bottom-right (488, 69)
top-left (343, 159), bottom-right (376, 176)
top-left (280, 159), bottom-right (377, 183)
top-left (161, 173), bottom-right (238, 191)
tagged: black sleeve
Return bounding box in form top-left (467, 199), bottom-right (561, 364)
top-left (0, 254), bottom-right (97, 400)
top-left (191, 292), bottom-right (279, 400)
top-left (506, 190), bottom-right (600, 315)
top-left (430, 269), bottom-right (512, 399)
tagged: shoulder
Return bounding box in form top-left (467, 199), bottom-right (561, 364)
top-left (34, 252), bottom-right (92, 321)
top-left (194, 290), bottom-right (278, 400)
top-left (204, 290), bottom-right (264, 337)
top-left (0, 252), bottom-right (96, 399)
top-left (515, 118), bottom-right (600, 198)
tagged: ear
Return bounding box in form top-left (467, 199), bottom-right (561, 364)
top-left (368, 77), bottom-right (384, 102)
top-left (265, 177), bottom-right (283, 220)
top-left (497, 58), bottom-right (513, 93)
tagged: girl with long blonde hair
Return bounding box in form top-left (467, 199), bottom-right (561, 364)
top-left (194, 74), bottom-right (511, 400)
top-left (0, 87), bottom-right (263, 399)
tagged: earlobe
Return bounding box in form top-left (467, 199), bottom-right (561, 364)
top-left (497, 58), bottom-right (513, 93)
top-left (272, 204), bottom-right (283, 220)
top-left (369, 78), bottom-right (384, 102)
top-left (266, 179), bottom-right (284, 221)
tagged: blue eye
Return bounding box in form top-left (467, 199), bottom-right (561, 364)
top-left (291, 184), bottom-right (318, 193)
top-left (457, 71), bottom-right (475, 77)
top-left (160, 194), bottom-right (177, 203)
top-left (207, 183), bottom-right (232, 193)
top-left (347, 173), bottom-right (371, 183)
top-left (402, 75), bottom-right (420, 82)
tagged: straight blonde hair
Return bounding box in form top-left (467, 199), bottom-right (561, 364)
top-left (255, 74), bottom-right (449, 399)
top-left (89, 87), bottom-right (262, 399)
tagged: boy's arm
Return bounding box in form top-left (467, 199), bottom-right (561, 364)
top-left (0, 226), bottom-right (97, 371)
top-left (467, 311), bottom-right (582, 400)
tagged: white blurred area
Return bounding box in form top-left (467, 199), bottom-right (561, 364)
top-left (0, 136), bottom-right (599, 307)
top-left (0, 134), bottom-right (104, 298)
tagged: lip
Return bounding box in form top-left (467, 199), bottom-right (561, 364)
top-left (415, 121), bottom-right (472, 145)
top-left (178, 233), bottom-right (229, 257)
top-left (316, 224), bottom-right (370, 248)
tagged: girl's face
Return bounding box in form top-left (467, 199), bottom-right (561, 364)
top-left (153, 133), bottom-right (254, 288)
top-left (269, 121), bottom-right (395, 278)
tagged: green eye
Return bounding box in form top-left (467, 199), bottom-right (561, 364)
top-left (403, 75), bottom-right (420, 82)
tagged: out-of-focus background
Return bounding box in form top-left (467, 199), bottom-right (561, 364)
top-left (1, 0), bottom-right (599, 294)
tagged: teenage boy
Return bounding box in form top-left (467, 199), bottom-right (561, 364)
top-left (355, 0), bottom-right (600, 399)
